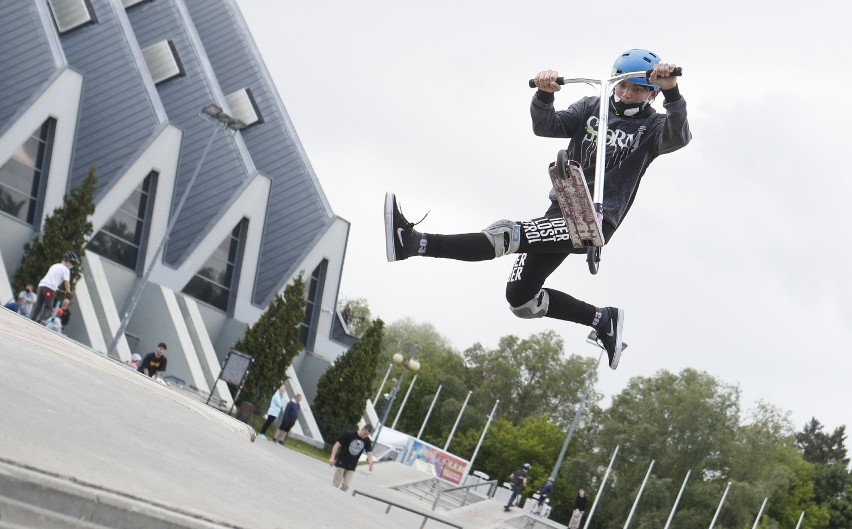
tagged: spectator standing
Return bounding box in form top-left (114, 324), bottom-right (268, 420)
top-left (273, 393), bottom-right (302, 445)
top-left (18, 284), bottom-right (37, 317)
top-left (328, 425), bottom-right (374, 491)
top-left (259, 385), bottom-right (287, 440)
top-left (504, 463), bottom-right (531, 511)
top-left (531, 476), bottom-right (555, 515)
top-left (568, 489), bottom-right (588, 529)
top-left (31, 251), bottom-right (78, 323)
top-left (137, 343), bottom-right (168, 379)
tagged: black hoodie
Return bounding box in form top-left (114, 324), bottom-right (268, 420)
top-left (531, 86), bottom-right (691, 231)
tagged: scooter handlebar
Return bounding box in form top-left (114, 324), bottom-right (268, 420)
top-left (528, 67), bottom-right (682, 88)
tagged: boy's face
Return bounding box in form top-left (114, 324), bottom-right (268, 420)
top-left (614, 80), bottom-right (655, 104)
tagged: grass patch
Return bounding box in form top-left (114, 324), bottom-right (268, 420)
top-left (248, 414), bottom-right (331, 462)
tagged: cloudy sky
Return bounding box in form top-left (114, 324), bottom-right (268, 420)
top-left (235, 0), bottom-right (851, 433)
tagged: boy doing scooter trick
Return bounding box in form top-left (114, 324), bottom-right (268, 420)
top-left (385, 49), bottom-right (691, 369)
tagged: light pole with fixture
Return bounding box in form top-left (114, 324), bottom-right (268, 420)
top-left (373, 344), bottom-right (420, 445)
top-left (106, 104), bottom-right (246, 359)
top-left (550, 330), bottom-right (627, 481)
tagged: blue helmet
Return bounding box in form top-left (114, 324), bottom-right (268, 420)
top-left (612, 49), bottom-right (661, 90)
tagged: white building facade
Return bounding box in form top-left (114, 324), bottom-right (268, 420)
top-left (0, 0), bottom-right (355, 445)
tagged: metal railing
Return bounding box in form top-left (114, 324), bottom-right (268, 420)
top-left (432, 480), bottom-right (499, 511)
top-left (351, 489), bottom-right (463, 529)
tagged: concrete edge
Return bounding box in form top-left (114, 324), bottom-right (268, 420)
top-left (0, 459), bottom-right (243, 529)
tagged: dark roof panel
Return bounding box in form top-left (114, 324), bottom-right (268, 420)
top-left (59, 0), bottom-right (162, 192)
top-left (184, 0), bottom-right (337, 303)
top-left (0, 3), bottom-right (63, 130)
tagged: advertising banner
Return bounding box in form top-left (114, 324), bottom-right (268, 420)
top-left (403, 440), bottom-right (469, 485)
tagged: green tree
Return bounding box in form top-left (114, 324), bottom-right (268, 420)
top-left (797, 419), bottom-right (851, 529)
top-left (797, 419), bottom-right (848, 468)
top-left (724, 403), bottom-right (829, 529)
top-left (591, 368), bottom-right (743, 529)
top-left (313, 318), bottom-right (384, 444)
top-left (451, 417), bottom-right (580, 521)
top-left (464, 330), bottom-right (599, 426)
top-left (372, 318), bottom-right (475, 444)
top-left (13, 168), bottom-right (96, 294)
top-left (233, 273), bottom-right (305, 408)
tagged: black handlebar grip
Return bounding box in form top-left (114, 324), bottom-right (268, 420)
top-left (528, 77), bottom-right (565, 88)
top-left (646, 66), bottom-right (683, 81)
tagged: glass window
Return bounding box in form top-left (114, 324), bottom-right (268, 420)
top-left (182, 223), bottom-right (243, 311)
top-left (47, 0), bottom-right (96, 33)
top-left (86, 174), bottom-right (153, 270)
top-left (142, 40), bottom-right (185, 84)
top-left (224, 88), bottom-right (263, 129)
top-left (0, 121), bottom-right (53, 224)
top-left (299, 260), bottom-right (327, 346)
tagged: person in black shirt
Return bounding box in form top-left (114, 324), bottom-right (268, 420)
top-left (328, 426), bottom-right (374, 491)
top-left (568, 489), bottom-right (588, 529)
top-left (504, 463), bottom-right (530, 511)
top-left (137, 343), bottom-right (168, 379)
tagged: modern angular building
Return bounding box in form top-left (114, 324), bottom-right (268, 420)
top-left (0, 0), bottom-right (355, 445)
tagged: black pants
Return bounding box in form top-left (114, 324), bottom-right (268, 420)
top-left (30, 287), bottom-right (56, 323)
top-left (259, 414), bottom-right (277, 435)
top-left (421, 203), bottom-right (616, 326)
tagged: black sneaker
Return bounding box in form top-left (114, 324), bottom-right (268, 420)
top-left (595, 307), bottom-right (624, 369)
top-left (384, 192), bottom-right (422, 262)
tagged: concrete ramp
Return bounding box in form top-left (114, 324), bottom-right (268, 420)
top-left (1, 309), bottom-right (564, 529)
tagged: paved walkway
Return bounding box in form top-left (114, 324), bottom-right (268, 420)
top-left (0, 310), bottom-right (560, 529)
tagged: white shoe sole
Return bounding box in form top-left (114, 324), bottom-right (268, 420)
top-left (609, 308), bottom-right (624, 370)
top-left (384, 192), bottom-right (396, 262)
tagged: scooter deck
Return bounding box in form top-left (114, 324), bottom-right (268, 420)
top-left (549, 159), bottom-right (605, 248)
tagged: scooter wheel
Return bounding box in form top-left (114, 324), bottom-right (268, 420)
top-left (587, 247), bottom-right (601, 275)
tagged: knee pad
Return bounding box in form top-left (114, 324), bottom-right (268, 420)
top-left (482, 220), bottom-right (521, 258)
top-left (509, 289), bottom-right (549, 319)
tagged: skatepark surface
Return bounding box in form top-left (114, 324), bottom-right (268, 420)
top-left (0, 310), bottom-right (564, 529)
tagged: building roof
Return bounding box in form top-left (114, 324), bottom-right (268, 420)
top-left (2, 0), bottom-right (341, 306)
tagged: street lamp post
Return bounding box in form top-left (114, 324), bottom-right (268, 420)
top-left (391, 373), bottom-right (418, 429)
top-left (374, 363), bottom-right (393, 405)
top-left (106, 104), bottom-right (245, 359)
top-left (550, 331), bottom-right (627, 481)
top-left (373, 344), bottom-right (420, 445)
